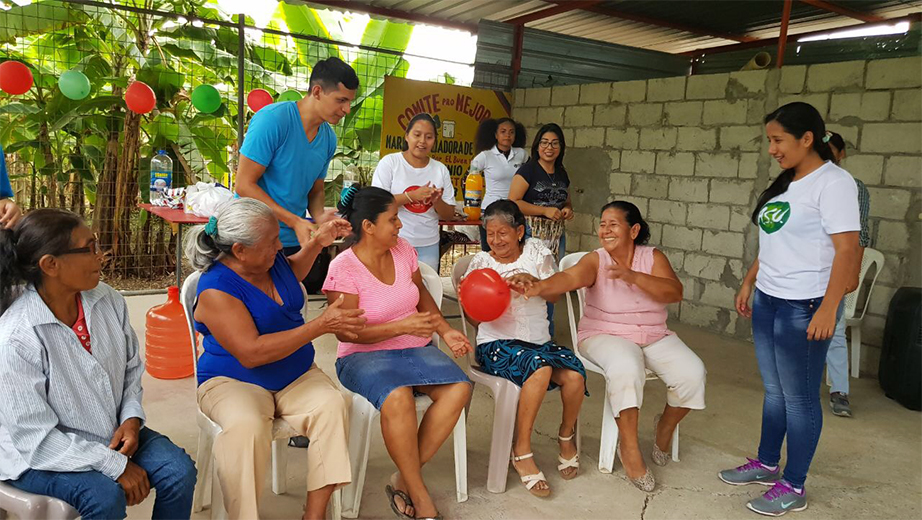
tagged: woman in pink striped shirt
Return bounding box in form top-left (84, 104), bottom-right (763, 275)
top-left (510, 201), bottom-right (706, 492)
top-left (323, 186), bottom-right (472, 520)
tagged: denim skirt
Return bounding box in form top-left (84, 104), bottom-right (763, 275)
top-left (335, 344), bottom-right (471, 410)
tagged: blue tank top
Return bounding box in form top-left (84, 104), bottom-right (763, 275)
top-left (194, 251), bottom-right (314, 390)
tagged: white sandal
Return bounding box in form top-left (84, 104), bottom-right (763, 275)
top-left (557, 433), bottom-right (580, 480)
top-left (510, 452), bottom-right (551, 498)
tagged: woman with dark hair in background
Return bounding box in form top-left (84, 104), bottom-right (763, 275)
top-left (188, 197), bottom-right (362, 520)
top-left (822, 131), bottom-right (871, 419)
top-left (324, 186), bottom-right (472, 520)
top-left (509, 201), bottom-right (705, 493)
top-left (470, 118), bottom-right (527, 251)
top-left (719, 103), bottom-right (860, 516)
top-left (508, 122), bottom-right (574, 258)
top-left (0, 209), bottom-right (196, 520)
top-left (464, 199), bottom-right (586, 497)
top-left (372, 113), bottom-right (457, 270)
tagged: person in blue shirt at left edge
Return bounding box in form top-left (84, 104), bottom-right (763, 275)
top-left (0, 144), bottom-right (23, 229)
top-left (236, 57), bottom-right (359, 256)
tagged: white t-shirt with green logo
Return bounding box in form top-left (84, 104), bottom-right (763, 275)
top-left (755, 161), bottom-right (860, 300)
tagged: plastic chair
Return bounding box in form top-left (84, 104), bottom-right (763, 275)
top-left (451, 255), bottom-right (581, 493)
top-left (0, 481), bottom-right (79, 520)
top-left (340, 261), bottom-right (467, 519)
top-left (560, 252), bottom-right (679, 474)
top-left (843, 248), bottom-right (884, 378)
top-left (180, 271), bottom-right (342, 520)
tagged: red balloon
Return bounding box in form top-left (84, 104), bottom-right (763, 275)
top-left (125, 81), bottom-right (156, 114)
top-left (247, 89), bottom-right (273, 112)
top-left (0, 61), bottom-right (33, 95)
top-left (458, 268), bottom-right (511, 323)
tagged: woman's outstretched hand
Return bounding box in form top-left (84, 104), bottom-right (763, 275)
top-left (319, 295), bottom-right (367, 340)
top-left (506, 272), bottom-right (542, 298)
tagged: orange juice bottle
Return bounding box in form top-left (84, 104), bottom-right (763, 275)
top-left (463, 166), bottom-right (484, 221)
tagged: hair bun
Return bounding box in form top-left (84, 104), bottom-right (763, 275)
top-left (337, 184), bottom-right (359, 216)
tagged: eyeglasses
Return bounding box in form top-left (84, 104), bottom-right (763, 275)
top-left (538, 140), bottom-right (560, 149)
top-left (60, 239), bottom-right (101, 256)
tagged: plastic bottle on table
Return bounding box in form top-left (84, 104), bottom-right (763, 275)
top-left (463, 165), bottom-right (484, 221)
top-left (150, 149), bottom-right (173, 203)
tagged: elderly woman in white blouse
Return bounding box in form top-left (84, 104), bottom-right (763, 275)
top-left (0, 209), bottom-right (196, 520)
top-left (463, 199), bottom-right (586, 498)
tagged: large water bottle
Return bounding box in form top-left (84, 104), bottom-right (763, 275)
top-left (150, 150), bottom-right (173, 203)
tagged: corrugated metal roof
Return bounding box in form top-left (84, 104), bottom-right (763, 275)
top-left (347, 0), bottom-right (921, 54)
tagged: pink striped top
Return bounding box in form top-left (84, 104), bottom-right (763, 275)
top-left (577, 245), bottom-right (673, 346)
top-left (322, 238), bottom-right (430, 358)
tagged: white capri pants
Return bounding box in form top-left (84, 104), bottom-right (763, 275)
top-left (579, 333), bottom-right (706, 417)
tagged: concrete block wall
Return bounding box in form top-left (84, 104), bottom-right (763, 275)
top-left (512, 56), bottom-right (921, 377)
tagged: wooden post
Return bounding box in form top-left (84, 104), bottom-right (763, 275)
top-left (777, 0), bottom-right (793, 68)
top-left (511, 24), bottom-right (524, 89)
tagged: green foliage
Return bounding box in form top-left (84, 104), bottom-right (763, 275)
top-left (0, 0), bottom-right (434, 262)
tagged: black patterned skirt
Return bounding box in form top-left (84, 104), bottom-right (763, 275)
top-left (475, 339), bottom-right (589, 395)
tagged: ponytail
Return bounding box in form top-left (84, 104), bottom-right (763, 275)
top-left (183, 198), bottom-right (275, 271)
top-left (340, 186), bottom-right (395, 244)
top-left (752, 102), bottom-right (834, 224)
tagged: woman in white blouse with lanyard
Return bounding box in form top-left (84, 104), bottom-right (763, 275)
top-left (470, 118), bottom-right (527, 251)
top-left (372, 113), bottom-right (456, 270)
top-left (718, 102), bottom-right (860, 517)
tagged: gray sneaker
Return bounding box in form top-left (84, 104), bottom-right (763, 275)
top-left (718, 458), bottom-right (781, 486)
top-left (747, 481), bottom-right (807, 516)
top-left (830, 392), bottom-right (852, 417)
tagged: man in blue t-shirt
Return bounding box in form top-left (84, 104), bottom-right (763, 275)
top-left (0, 144), bottom-right (22, 229)
top-left (236, 57), bottom-right (358, 249)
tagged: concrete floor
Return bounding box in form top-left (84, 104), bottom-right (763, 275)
top-left (124, 289), bottom-right (921, 520)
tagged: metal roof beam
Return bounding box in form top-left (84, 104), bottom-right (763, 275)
top-left (798, 0), bottom-right (887, 23)
top-left (684, 12), bottom-right (922, 55)
top-left (503, 1), bottom-right (602, 25)
top-left (547, 1), bottom-right (757, 43)
top-left (304, 1), bottom-right (479, 33)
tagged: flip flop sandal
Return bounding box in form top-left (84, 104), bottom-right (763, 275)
top-left (385, 484), bottom-right (414, 520)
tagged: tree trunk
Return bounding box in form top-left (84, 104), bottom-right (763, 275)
top-left (38, 121), bottom-right (58, 209)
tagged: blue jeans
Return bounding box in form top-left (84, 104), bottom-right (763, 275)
top-left (8, 427), bottom-right (196, 520)
top-left (825, 313), bottom-right (849, 394)
top-left (752, 289), bottom-right (837, 488)
top-left (414, 243), bottom-right (440, 271)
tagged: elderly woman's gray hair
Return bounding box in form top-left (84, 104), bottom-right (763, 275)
top-left (184, 197), bottom-right (276, 270)
top-left (481, 199), bottom-right (527, 246)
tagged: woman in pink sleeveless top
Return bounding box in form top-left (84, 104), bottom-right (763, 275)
top-left (510, 201), bottom-right (706, 492)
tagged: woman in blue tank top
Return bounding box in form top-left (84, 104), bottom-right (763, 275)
top-left (185, 198), bottom-right (365, 520)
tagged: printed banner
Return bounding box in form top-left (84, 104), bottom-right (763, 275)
top-left (380, 76), bottom-right (512, 200)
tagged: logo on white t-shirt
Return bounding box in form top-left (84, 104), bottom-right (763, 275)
top-left (404, 185), bottom-right (432, 214)
top-left (758, 201), bottom-right (791, 234)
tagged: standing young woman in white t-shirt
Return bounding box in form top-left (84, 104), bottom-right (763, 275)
top-left (372, 113), bottom-right (456, 269)
top-left (718, 102), bottom-right (861, 516)
top-left (470, 118), bottom-right (527, 251)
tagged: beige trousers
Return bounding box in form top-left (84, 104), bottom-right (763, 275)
top-left (197, 365), bottom-right (351, 519)
top-left (579, 334), bottom-right (707, 417)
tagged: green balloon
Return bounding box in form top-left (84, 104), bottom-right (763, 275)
top-left (191, 84), bottom-right (222, 114)
top-left (278, 90), bottom-right (302, 102)
top-left (58, 70), bottom-right (90, 100)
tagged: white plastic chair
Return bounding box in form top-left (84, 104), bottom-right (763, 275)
top-left (340, 261), bottom-right (467, 519)
top-left (843, 247), bottom-right (884, 378)
top-left (560, 252), bottom-right (679, 474)
top-left (451, 255), bottom-right (581, 493)
top-left (180, 271), bottom-right (342, 520)
top-left (0, 481), bottom-right (79, 520)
